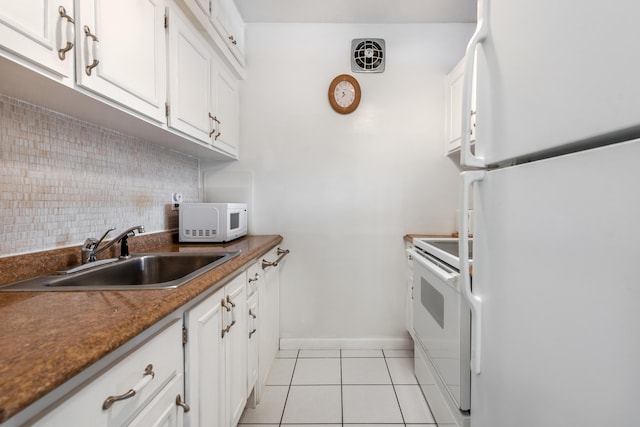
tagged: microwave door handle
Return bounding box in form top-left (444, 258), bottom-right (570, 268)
top-left (459, 171), bottom-right (486, 375)
top-left (406, 249), bottom-right (457, 284)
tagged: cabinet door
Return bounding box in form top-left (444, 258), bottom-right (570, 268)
top-left (0, 0), bottom-right (75, 80)
top-left (445, 58), bottom-right (464, 154)
top-left (210, 0), bottom-right (243, 62)
top-left (75, 0), bottom-right (166, 123)
top-left (225, 275), bottom-right (248, 427)
top-left (167, 5), bottom-right (213, 143)
top-left (211, 59), bottom-right (239, 157)
top-left (127, 374), bottom-right (185, 427)
top-left (247, 290), bottom-right (259, 396)
top-left (225, 0), bottom-right (244, 64)
top-left (258, 248), bottom-right (282, 402)
top-left (184, 287), bottom-right (225, 427)
top-left (405, 241), bottom-right (415, 339)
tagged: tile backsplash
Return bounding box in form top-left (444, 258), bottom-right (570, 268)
top-left (0, 95), bottom-right (199, 257)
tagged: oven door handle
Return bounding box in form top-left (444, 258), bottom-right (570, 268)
top-left (406, 249), bottom-right (457, 285)
top-left (460, 170), bottom-right (486, 375)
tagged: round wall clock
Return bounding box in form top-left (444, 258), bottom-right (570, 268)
top-left (328, 74), bottom-right (361, 114)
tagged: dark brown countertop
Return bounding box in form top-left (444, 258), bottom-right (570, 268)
top-left (0, 234), bottom-right (282, 423)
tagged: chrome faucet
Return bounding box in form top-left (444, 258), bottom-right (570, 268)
top-left (82, 225), bottom-right (145, 263)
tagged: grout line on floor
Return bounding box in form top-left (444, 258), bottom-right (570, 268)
top-left (339, 349), bottom-right (344, 425)
top-left (383, 351), bottom-right (407, 425)
top-left (277, 349), bottom-right (299, 426)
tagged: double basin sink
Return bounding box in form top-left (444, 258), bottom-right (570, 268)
top-left (0, 251), bottom-right (241, 291)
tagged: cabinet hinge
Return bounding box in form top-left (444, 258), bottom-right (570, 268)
top-left (165, 102), bottom-right (170, 117)
top-left (164, 12), bottom-right (169, 28)
top-left (182, 326), bottom-right (188, 345)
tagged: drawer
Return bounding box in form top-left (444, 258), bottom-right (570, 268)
top-left (33, 321), bottom-right (183, 427)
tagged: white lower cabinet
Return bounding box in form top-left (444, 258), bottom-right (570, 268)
top-left (404, 240), bottom-right (415, 340)
top-left (184, 273), bottom-right (247, 427)
top-left (257, 247), bottom-right (287, 403)
top-left (17, 245), bottom-right (288, 426)
top-left (33, 320), bottom-right (185, 427)
top-left (245, 262), bottom-right (262, 401)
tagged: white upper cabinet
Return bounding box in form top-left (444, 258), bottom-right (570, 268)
top-left (0, 0), bottom-right (75, 81)
top-left (74, 0), bottom-right (167, 123)
top-left (211, 0), bottom-right (244, 64)
top-left (180, 0), bottom-right (245, 69)
top-left (446, 56), bottom-right (475, 156)
top-left (167, 4), bottom-right (240, 157)
top-left (167, 5), bottom-right (212, 142)
top-left (0, 0), bottom-right (240, 160)
top-left (445, 58), bottom-right (464, 155)
top-left (211, 57), bottom-right (240, 157)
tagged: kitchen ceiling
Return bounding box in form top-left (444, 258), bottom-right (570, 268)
top-left (234, 0), bottom-right (477, 23)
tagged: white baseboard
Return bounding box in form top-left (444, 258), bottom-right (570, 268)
top-left (279, 337), bottom-right (413, 350)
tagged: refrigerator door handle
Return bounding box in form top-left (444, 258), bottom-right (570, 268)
top-left (461, 0), bottom-right (489, 168)
top-left (460, 171), bottom-right (486, 374)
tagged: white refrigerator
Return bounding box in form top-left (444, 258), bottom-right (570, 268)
top-left (457, 1), bottom-right (640, 426)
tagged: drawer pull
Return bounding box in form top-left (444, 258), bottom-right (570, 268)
top-left (176, 394), bottom-right (191, 412)
top-left (261, 248), bottom-right (290, 269)
top-left (248, 273), bottom-right (260, 283)
top-left (249, 328), bottom-right (257, 338)
top-left (102, 364), bottom-right (154, 410)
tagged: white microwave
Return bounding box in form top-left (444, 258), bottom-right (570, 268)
top-left (179, 203), bottom-right (248, 243)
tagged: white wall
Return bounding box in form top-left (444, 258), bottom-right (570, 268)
top-left (203, 23), bottom-right (474, 347)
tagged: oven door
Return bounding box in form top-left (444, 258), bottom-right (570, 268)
top-left (410, 250), bottom-right (471, 412)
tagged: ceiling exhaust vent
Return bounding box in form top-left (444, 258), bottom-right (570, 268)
top-left (351, 38), bottom-right (385, 73)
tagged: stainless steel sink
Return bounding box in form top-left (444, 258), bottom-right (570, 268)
top-left (0, 251), bottom-right (241, 291)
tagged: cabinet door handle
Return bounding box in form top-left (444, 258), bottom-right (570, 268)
top-left (102, 364), bottom-right (154, 410)
top-left (208, 113), bottom-right (221, 124)
top-left (229, 35), bottom-right (237, 45)
top-left (176, 394), bottom-right (191, 412)
top-left (248, 308), bottom-right (257, 337)
top-left (226, 295), bottom-right (236, 308)
top-left (57, 6), bottom-right (75, 60)
top-left (248, 273), bottom-right (260, 283)
top-left (83, 25), bottom-right (100, 75)
top-left (208, 113), bottom-right (220, 138)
